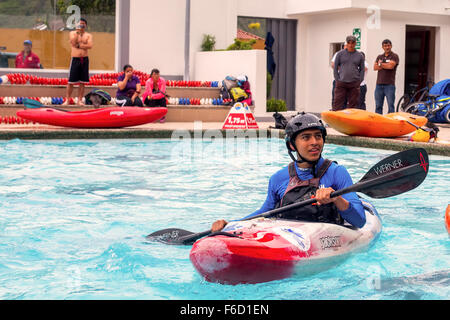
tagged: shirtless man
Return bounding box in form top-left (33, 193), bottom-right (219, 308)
top-left (64, 18), bottom-right (93, 106)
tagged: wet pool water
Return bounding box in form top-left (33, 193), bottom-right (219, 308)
top-left (0, 138), bottom-right (448, 299)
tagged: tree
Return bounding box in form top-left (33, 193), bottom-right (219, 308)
top-left (52, 0), bottom-right (115, 15)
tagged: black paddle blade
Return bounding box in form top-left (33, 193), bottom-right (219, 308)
top-left (146, 228), bottom-right (195, 244)
top-left (358, 148), bottom-right (429, 198)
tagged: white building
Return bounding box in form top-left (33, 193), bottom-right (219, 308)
top-left (1, 1), bottom-right (448, 117)
top-left (120, 0), bottom-right (450, 116)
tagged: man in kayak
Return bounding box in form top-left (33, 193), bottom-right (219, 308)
top-left (211, 113), bottom-right (366, 232)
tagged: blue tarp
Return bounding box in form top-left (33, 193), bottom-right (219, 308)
top-left (415, 79), bottom-right (450, 123)
top-left (429, 79), bottom-right (450, 96)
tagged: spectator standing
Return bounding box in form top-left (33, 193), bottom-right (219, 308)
top-left (373, 39), bottom-right (399, 114)
top-left (358, 52), bottom-right (369, 110)
top-left (330, 42), bottom-right (347, 108)
top-left (332, 36), bottom-right (365, 110)
top-left (116, 64), bottom-right (143, 107)
top-left (15, 40), bottom-right (41, 69)
top-left (64, 18), bottom-right (93, 106)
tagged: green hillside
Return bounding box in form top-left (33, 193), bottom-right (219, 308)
top-left (0, 0), bottom-right (114, 15)
top-left (0, 0), bottom-right (115, 32)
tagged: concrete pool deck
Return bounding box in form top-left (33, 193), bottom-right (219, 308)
top-left (0, 121), bottom-right (449, 156)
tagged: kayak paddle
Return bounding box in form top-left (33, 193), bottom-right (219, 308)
top-left (23, 98), bottom-right (44, 109)
top-left (23, 98), bottom-right (69, 112)
top-left (147, 147), bottom-right (429, 245)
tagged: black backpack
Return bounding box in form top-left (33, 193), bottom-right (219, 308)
top-left (273, 111), bottom-right (288, 129)
top-left (219, 86), bottom-right (232, 104)
top-left (85, 88), bottom-right (111, 107)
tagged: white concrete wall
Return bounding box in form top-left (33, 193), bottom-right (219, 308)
top-left (237, 0), bottom-right (288, 18)
top-left (352, 0), bottom-right (450, 15)
top-left (287, 0), bottom-right (353, 15)
top-left (129, 0), bottom-right (291, 78)
top-left (287, 0), bottom-right (450, 15)
top-left (194, 50), bottom-right (267, 116)
top-left (128, 0), bottom-right (186, 75)
top-left (189, 0), bottom-right (238, 79)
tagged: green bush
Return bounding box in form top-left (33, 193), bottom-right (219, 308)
top-left (266, 98), bottom-right (287, 112)
top-left (267, 72), bottom-right (272, 98)
top-left (201, 34), bottom-right (216, 51)
top-left (226, 38), bottom-right (256, 50)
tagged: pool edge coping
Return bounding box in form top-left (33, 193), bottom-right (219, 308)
top-left (0, 128), bottom-right (448, 157)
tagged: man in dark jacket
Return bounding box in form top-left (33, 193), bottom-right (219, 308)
top-left (332, 35), bottom-right (365, 110)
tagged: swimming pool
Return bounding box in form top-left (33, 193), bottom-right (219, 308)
top-left (0, 138), bottom-right (448, 299)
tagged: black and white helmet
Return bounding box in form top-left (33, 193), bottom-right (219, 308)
top-left (285, 112), bottom-right (327, 163)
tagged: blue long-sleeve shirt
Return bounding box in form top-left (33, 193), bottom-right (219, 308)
top-left (240, 157), bottom-right (366, 228)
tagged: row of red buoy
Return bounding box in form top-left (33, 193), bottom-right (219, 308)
top-left (2, 71), bottom-right (220, 88)
top-left (3, 73), bottom-right (69, 85)
top-left (0, 116), bottom-right (34, 125)
top-left (166, 80), bottom-right (218, 87)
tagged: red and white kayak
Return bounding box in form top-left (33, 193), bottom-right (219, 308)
top-left (445, 205), bottom-right (450, 235)
top-left (190, 200), bottom-right (381, 284)
top-left (16, 107), bottom-right (167, 128)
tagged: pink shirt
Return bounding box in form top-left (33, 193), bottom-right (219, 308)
top-left (142, 76), bottom-right (166, 101)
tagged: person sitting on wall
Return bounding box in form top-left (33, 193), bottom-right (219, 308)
top-left (143, 69), bottom-right (167, 107)
top-left (15, 40), bottom-right (41, 69)
top-left (116, 64), bottom-right (143, 107)
top-left (142, 68), bottom-right (167, 123)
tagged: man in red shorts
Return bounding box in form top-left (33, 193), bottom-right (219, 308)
top-left (64, 18), bottom-right (93, 106)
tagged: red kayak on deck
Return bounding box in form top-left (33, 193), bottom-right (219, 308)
top-left (16, 106), bottom-right (167, 128)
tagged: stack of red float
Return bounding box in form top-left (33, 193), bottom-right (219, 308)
top-left (89, 70), bottom-right (150, 86)
top-left (1, 71), bottom-right (218, 88)
top-left (189, 98), bottom-right (201, 105)
top-left (0, 116), bottom-right (30, 125)
top-left (28, 76), bottom-right (68, 85)
top-left (166, 80), bottom-right (213, 87)
top-left (6, 73), bottom-right (29, 84)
